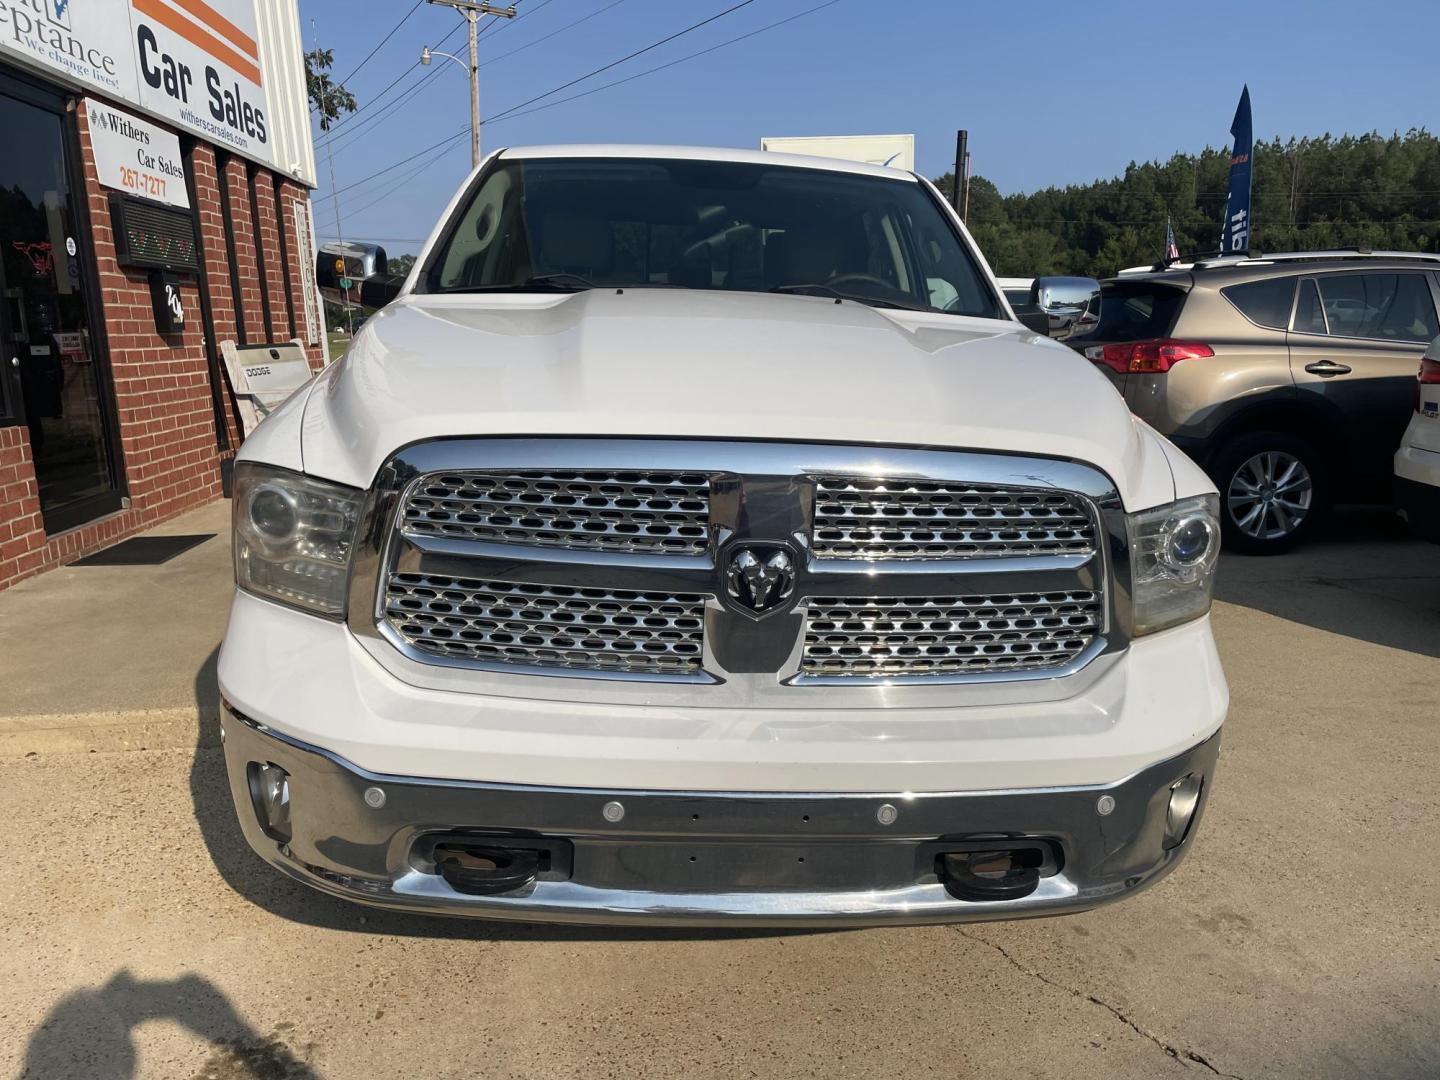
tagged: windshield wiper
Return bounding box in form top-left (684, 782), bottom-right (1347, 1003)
top-left (523, 272), bottom-right (598, 291)
top-left (769, 283), bottom-right (930, 313)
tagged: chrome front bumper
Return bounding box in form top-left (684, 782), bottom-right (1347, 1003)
top-left (221, 705), bottom-right (1220, 928)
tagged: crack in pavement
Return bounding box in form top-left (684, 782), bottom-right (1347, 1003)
top-left (953, 927), bottom-right (1246, 1079)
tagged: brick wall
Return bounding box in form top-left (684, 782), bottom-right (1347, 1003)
top-left (0, 98), bottom-right (324, 590)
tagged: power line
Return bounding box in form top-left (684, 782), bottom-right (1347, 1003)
top-left (343, 140), bottom-right (469, 218)
top-left (319, 127), bottom-right (471, 203)
top-left (317, 1), bottom-right (761, 205)
top-left (482, 0), bottom-right (758, 125)
top-left (317, 21), bottom-right (462, 146)
top-left (486, 0), bottom-right (844, 127)
top-left (321, 55), bottom-right (453, 155)
top-left (335, 0), bottom-right (423, 85)
top-left (317, 0), bottom-right (547, 154)
top-left (482, 0), bottom-right (628, 65)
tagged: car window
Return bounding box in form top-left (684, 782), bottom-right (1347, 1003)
top-left (1086, 283), bottom-right (1184, 342)
top-left (1313, 273), bottom-right (1438, 342)
top-left (1003, 288), bottom-right (1031, 307)
top-left (424, 158), bottom-right (1001, 319)
top-left (1293, 279), bottom-right (1327, 334)
top-left (1221, 277), bottom-right (1295, 329)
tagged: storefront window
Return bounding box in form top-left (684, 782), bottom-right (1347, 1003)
top-left (0, 89), bottom-right (121, 532)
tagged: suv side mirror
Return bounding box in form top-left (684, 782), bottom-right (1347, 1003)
top-left (1016, 276), bottom-right (1101, 340)
top-left (360, 274), bottom-right (406, 310)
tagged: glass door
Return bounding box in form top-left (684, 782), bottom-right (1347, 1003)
top-left (0, 86), bottom-right (123, 533)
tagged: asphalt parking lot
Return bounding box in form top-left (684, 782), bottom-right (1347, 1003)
top-left (0, 502), bottom-right (1436, 1080)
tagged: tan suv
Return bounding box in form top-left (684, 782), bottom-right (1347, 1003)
top-left (1072, 251), bottom-right (1440, 553)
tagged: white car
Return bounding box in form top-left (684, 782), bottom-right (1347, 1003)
top-left (1396, 334), bottom-right (1440, 543)
top-left (218, 145), bottom-right (1227, 926)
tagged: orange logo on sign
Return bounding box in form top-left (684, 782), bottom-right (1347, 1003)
top-left (131, 0), bottom-right (261, 85)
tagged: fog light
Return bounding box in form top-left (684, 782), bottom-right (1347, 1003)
top-left (248, 762), bottom-right (292, 842)
top-left (1165, 773), bottom-right (1203, 848)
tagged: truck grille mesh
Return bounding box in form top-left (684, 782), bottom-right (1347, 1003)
top-left (402, 471), bottom-right (712, 554)
top-left (384, 572), bottom-right (707, 675)
top-left (811, 477), bottom-right (1095, 560)
top-left (801, 591), bottom-right (1101, 677)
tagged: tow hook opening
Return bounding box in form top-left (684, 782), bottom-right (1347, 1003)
top-left (932, 841), bottom-right (1054, 902)
top-left (416, 834), bottom-right (574, 897)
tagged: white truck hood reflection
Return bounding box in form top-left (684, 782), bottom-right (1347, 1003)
top-left (298, 288), bottom-right (1173, 508)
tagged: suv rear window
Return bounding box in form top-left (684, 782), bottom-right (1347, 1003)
top-left (1086, 283), bottom-right (1184, 342)
top-left (1221, 277), bottom-right (1295, 329)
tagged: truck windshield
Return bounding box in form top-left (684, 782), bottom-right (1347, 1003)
top-left (422, 157), bottom-right (1002, 319)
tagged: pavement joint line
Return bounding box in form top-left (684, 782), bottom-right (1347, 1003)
top-left (0, 706), bottom-right (216, 730)
top-left (952, 926), bottom-right (1247, 1079)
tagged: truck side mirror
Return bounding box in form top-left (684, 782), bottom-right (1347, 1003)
top-left (1021, 276), bottom-right (1101, 340)
top-left (360, 274), bottom-right (406, 310)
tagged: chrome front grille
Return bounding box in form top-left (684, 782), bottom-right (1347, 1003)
top-left (384, 573), bottom-right (708, 675)
top-left (359, 440), bottom-right (1121, 692)
top-left (402, 470), bottom-right (712, 554)
top-left (801, 591), bottom-right (1102, 678)
top-left (811, 477), bottom-right (1096, 560)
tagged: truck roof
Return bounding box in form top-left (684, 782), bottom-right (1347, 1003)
top-left (497, 144), bottom-right (920, 182)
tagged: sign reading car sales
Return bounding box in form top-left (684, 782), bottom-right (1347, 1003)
top-left (0, 0), bottom-right (273, 167)
top-left (85, 97), bottom-right (190, 208)
top-left (131, 0), bottom-right (271, 165)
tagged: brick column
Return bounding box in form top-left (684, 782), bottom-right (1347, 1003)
top-left (222, 155), bottom-right (267, 343)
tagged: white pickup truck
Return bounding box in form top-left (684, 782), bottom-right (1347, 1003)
top-left (218, 145), bottom-right (1227, 926)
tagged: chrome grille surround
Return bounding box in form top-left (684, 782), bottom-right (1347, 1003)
top-left (402, 470), bottom-right (712, 554)
top-left (811, 476), bottom-right (1096, 560)
top-left (802, 591), bottom-right (1102, 678)
top-left (348, 439), bottom-right (1127, 702)
top-left (384, 572), bottom-right (707, 675)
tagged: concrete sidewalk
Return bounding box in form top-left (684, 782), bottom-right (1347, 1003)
top-left (0, 498), bottom-right (231, 756)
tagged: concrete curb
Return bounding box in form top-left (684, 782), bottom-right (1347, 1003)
top-left (0, 706), bottom-right (218, 758)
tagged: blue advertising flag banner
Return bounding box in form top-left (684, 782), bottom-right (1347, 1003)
top-left (1221, 86), bottom-right (1254, 253)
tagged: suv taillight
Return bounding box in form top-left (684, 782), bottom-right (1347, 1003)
top-left (1100, 340), bottom-right (1215, 374)
top-left (1417, 357), bottom-right (1440, 413)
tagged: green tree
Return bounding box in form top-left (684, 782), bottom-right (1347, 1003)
top-left (948, 129), bottom-right (1440, 278)
top-left (305, 48), bottom-right (357, 132)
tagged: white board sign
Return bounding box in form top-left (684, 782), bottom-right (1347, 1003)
top-left (760, 134), bottom-right (916, 173)
top-left (85, 98), bottom-right (190, 208)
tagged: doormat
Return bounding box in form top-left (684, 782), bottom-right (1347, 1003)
top-left (72, 534), bottom-right (215, 566)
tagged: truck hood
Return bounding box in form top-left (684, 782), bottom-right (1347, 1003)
top-left (296, 289), bottom-right (1175, 508)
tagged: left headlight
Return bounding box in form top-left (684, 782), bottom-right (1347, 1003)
top-left (1127, 493), bottom-right (1221, 635)
top-left (233, 462), bottom-right (365, 618)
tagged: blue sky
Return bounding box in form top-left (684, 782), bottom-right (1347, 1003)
top-left (302, 0), bottom-right (1439, 255)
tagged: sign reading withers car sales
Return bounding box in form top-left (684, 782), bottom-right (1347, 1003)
top-left (0, 0), bottom-right (273, 167)
top-left (85, 97), bottom-right (190, 208)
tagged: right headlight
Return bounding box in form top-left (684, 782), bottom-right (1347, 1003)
top-left (233, 462), bottom-right (365, 618)
top-left (1126, 493), bottom-right (1221, 635)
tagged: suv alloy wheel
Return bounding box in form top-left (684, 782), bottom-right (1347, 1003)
top-left (1210, 432), bottom-right (1327, 554)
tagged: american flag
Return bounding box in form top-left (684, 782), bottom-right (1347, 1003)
top-left (1165, 218), bottom-right (1180, 264)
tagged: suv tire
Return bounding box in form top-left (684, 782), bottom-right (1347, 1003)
top-left (1210, 432), bottom-right (1328, 555)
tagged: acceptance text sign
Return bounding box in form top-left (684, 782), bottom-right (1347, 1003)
top-left (0, 0), bottom-right (273, 166)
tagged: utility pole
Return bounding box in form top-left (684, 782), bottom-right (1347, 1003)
top-left (313, 18), bottom-right (352, 335)
top-left (425, 0), bottom-right (516, 167)
top-left (952, 130), bottom-right (971, 222)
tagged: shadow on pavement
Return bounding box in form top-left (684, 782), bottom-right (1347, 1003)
top-left (190, 647), bottom-right (817, 943)
top-left (20, 970), bottom-right (318, 1079)
top-left (1215, 508), bottom-right (1440, 658)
